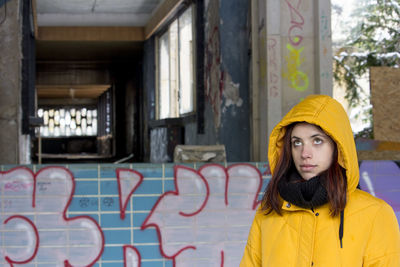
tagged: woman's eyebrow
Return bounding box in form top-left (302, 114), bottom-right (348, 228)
top-left (311, 133), bottom-right (327, 138)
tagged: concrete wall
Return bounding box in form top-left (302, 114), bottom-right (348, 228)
top-left (0, 0), bottom-right (23, 164)
top-left (148, 0), bottom-right (251, 162)
top-left (251, 0), bottom-right (333, 161)
top-left (147, 0), bottom-right (332, 163)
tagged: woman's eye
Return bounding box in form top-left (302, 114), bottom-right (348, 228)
top-left (314, 138), bottom-right (323, 145)
top-left (293, 140), bottom-right (302, 146)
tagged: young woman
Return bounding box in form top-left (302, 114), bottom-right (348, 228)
top-left (240, 95), bottom-right (400, 266)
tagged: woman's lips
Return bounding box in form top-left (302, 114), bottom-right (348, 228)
top-left (300, 164), bottom-right (316, 171)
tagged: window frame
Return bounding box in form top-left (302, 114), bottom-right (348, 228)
top-left (155, 4), bottom-right (197, 120)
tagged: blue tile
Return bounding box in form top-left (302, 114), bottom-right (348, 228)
top-left (135, 166), bottom-right (164, 178)
top-left (100, 196), bottom-right (119, 211)
top-left (142, 260), bottom-right (171, 267)
top-left (68, 164), bottom-right (99, 179)
top-left (135, 245), bottom-right (163, 260)
top-left (69, 196), bottom-right (100, 212)
top-left (100, 164), bottom-right (119, 178)
top-left (114, 163), bottom-right (132, 169)
top-left (101, 262), bottom-right (123, 267)
top-left (135, 179), bottom-right (163, 194)
top-left (2, 164), bottom-right (32, 171)
top-left (164, 179), bottom-right (176, 192)
top-left (101, 245), bottom-right (123, 261)
top-left (134, 228), bottom-right (159, 244)
top-left (133, 212), bottom-right (149, 228)
top-left (165, 260), bottom-right (173, 267)
top-left (101, 180), bottom-right (119, 195)
top-left (132, 196), bottom-right (159, 211)
top-left (74, 180), bottom-right (98, 195)
top-left (164, 165), bottom-right (174, 177)
top-left (262, 178), bottom-right (270, 191)
top-left (101, 213), bottom-right (131, 228)
top-left (104, 229), bottom-right (131, 244)
top-left (66, 213), bottom-right (99, 224)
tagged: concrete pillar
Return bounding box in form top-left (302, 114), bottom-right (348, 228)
top-left (252, 0), bottom-right (332, 161)
top-left (0, 0), bottom-right (23, 164)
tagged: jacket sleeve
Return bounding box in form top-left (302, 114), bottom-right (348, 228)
top-left (240, 212), bottom-right (262, 267)
top-left (363, 202), bottom-right (400, 266)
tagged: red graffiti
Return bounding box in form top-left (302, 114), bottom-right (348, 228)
top-left (285, 0), bottom-right (305, 46)
top-left (0, 167), bottom-right (105, 266)
top-left (141, 164), bottom-right (262, 267)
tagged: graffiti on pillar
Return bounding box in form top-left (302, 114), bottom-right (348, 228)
top-left (205, 0), bottom-right (223, 129)
top-left (285, 43), bottom-right (309, 91)
top-left (0, 167), bottom-right (104, 266)
top-left (283, 0), bottom-right (309, 92)
top-left (141, 164), bottom-right (262, 266)
top-left (267, 36), bottom-right (280, 98)
top-left (319, 8), bottom-right (332, 84)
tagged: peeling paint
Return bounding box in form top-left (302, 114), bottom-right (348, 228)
top-left (223, 74), bottom-right (243, 109)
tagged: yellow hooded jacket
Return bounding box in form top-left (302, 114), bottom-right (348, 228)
top-left (240, 95), bottom-right (400, 266)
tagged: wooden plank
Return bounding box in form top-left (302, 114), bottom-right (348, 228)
top-left (144, 0), bottom-right (184, 39)
top-left (370, 67), bottom-right (400, 142)
top-left (37, 84), bottom-right (110, 99)
top-left (38, 27), bottom-right (144, 41)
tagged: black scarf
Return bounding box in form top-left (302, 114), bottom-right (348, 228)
top-left (278, 171), bottom-right (328, 209)
top-left (278, 170), bottom-right (345, 248)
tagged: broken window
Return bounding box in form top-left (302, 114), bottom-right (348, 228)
top-left (37, 107), bottom-right (98, 137)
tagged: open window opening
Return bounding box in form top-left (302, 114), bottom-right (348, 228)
top-left (33, 82), bottom-right (115, 162)
top-left (156, 5), bottom-right (195, 120)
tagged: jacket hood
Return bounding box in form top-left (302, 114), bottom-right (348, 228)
top-left (268, 94), bottom-right (359, 193)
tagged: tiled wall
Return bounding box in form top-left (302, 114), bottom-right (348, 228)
top-left (0, 161), bottom-right (399, 266)
top-left (0, 162), bottom-right (270, 266)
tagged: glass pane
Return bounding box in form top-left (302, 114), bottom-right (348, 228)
top-left (169, 20), bottom-right (179, 118)
top-left (37, 107), bottom-right (97, 137)
top-left (179, 6), bottom-right (194, 114)
top-left (159, 31), bottom-right (170, 119)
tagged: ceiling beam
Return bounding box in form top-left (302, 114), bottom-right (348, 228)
top-left (37, 27), bottom-right (145, 41)
top-left (37, 84), bottom-right (110, 99)
top-left (31, 0), bottom-right (38, 39)
top-left (145, 0), bottom-right (184, 39)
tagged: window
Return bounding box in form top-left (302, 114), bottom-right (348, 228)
top-left (37, 107), bottom-right (98, 137)
top-left (157, 5), bottom-right (195, 119)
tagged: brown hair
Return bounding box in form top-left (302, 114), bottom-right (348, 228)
top-left (261, 123), bottom-right (347, 217)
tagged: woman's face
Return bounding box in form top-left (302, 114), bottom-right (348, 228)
top-left (290, 123), bottom-right (335, 180)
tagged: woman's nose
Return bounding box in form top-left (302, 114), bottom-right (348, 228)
top-left (301, 145), bottom-right (312, 159)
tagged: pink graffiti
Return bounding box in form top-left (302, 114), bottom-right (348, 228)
top-left (285, 0), bottom-right (305, 46)
top-left (0, 167), bottom-right (105, 266)
top-left (3, 215), bottom-right (39, 266)
top-left (124, 245), bottom-right (141, 267)
top-left (141, 164), bottom-right (262, 267)
top-left (117, 169), bottom-right (143, 220)
top-left (4, 180), bottom-right (33, 192)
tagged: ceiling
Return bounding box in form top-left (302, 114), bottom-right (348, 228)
top-left (36, 0), bottom-right (164, 27)
top-left (34, 0), bottom-right (166, 99)
top-left (35, 0), bottom-right (164, 61)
